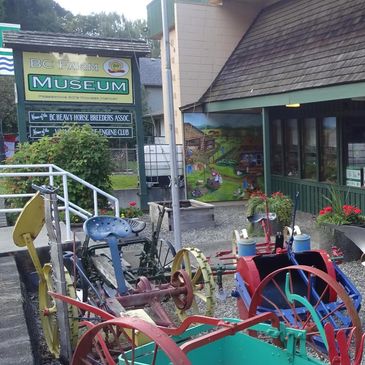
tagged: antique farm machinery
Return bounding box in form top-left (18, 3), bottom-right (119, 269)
top-left (49, 288), bottom-right (365, 365)
top-left (13, 185), bottom-right (215, 360)
top-left (232, 196), bottom-right (363, 359)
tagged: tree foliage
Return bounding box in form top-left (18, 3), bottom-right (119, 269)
top-left (2, 0), bottom-right (70, 32)
top-left (0, 0), bottom-right (159, 55)
top-left (0, 76), bottom-right (16, 133)
top-left (0, 0), bottom-right (159, 133)
top-left (5, 125), bottom-right (112, 210)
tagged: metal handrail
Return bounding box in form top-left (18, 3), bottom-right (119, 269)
top-left (0, 164), bottom-right (120, 241)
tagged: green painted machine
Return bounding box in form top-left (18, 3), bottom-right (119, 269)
top-left (118, 316), bottom-right (325, 365)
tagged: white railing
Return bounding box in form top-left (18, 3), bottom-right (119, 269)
top-left (0, 164), bottom-right (120, 241)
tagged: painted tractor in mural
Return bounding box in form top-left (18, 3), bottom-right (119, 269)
top-left (184, 116), bottom-right (264, 202)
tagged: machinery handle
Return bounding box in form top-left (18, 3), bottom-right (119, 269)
top-left (31, 183), bottom-right (59, 194)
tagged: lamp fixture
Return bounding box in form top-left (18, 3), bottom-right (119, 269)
top-left (286, 103), bottom-right (301, 108)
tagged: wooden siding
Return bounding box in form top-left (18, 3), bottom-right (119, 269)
top-left (272, 176), bottom-right (365, 214)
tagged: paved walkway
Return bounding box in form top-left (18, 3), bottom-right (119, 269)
top-left (0, 222), bottom-right (81, 256)
top-left (0, 256), bottom-right (33, 364)
top-left (0, 222), bottom-right (84, 364)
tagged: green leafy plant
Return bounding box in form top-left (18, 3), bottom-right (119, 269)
top-left (316, 186), bottom-right (365, 225)
top-left (120, 201), bottom-right (143, 218)
top-left (4, 125), bottom-right (112, 212)
top-left (246, 191), bottom-right (293, 227)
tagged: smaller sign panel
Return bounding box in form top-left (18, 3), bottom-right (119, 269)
top-left (0, 49), bottom-right (14, 75)
top-left (29, 125), bottom-right (133, 139)
top-left (0, 24), bottom-right (20, 75)
top-left (28, 111), bottom-right (132, 124)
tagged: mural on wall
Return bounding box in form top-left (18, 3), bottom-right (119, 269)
top-left (184, 113), bottom-right (263, 202)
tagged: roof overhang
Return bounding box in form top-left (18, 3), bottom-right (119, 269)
top-left (204, 82), bottom-right (365, 112)
top-left (3, 31), bottom-right (150, 58)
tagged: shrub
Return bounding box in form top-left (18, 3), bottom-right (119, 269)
top-left (246, 191), bottom-right (293, 227)
top-left (316, 186), bottom-right (365, 225)
top-left (5, 125), bottom-right (112, 211)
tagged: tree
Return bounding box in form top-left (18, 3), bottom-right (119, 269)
top-left (2, 0), bottom-right (70, 32)
top-left (0, 76), bottom-right (17, 133)
top-left (63, 12), bottom-right (159, 56)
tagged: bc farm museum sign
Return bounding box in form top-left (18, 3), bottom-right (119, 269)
top-left (23, 52), bottom-right (133, 104)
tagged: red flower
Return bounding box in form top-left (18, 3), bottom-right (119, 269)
top-left (319, 209), bottom-right (325, 215)
top-left (324, 206), bottom-right (333, 213)
top-left (354, 208), bottom-right (361, 214)
top-left (251, 191), bottom-right (267, 200)
top-left (129, 201), bottom-right (137, 207)
top-left (271, 191), bottom-right (284, 198)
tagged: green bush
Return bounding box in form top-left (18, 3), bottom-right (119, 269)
top-left (316, 186), bottom-right (365, 225)
top-left (246, 191), bottom-right (293, 228)
top-left (5, 125), bottom-right (112, 210)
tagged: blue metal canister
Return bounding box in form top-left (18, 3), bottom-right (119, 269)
top-left (293, 234), bottom-right (311, 252)
top-left (237, 238), bottom-right (256, 256)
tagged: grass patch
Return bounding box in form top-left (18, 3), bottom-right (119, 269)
top-left (111, 174), bottom-right (138, 190)
top-left (0, 184), bottom-right (8, 194)
top-left (197, 180), bottom-right (240, 202)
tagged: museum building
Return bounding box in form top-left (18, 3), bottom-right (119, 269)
top-left (148, 0), bottom-right (365, 213)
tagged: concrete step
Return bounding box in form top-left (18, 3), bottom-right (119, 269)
top-left (0, 198), bottom-right (7, 227)
top-left (0, 256), bottom-right (33, 364)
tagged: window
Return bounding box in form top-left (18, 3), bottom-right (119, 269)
top-left (271, 119), bottom-right (283, 174)
top-left (302, 118), bottom-right (317, 180)
top-left (320, 117), bottom-right (337, 183)
top-left (284, 118), bottom-right (299, 177)
top-left (344, 117), bottom-right (365, 187)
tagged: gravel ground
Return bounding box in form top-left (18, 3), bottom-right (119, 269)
top-left (33, 203), bottom-right (365, 363)
top-left (150, 203), bottom-right (365, 325)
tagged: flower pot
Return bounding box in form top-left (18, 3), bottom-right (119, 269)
top-left (319, 223), bottom-right (363, 261)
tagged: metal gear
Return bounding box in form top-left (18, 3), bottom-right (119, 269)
top-left (39, 263), bottom-right (79, 358)
top-left (171, 247), bottom-right (215, 321)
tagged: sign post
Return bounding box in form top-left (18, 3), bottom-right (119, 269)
top-left (161, 0), bottom-right (182, 250)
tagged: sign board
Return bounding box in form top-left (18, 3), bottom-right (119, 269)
top-left (0, 23), bottom-right (20, 75)
top-left (346, 167), bottom-right (363, 182)
top-left (346, 179), bottom-right (362, 188)
top-left (23, 52), bottom-right (133, 104)
top-left (29, 125), bottom-right (133, 139)
top-left (28, 111), bottom-right (132, 124)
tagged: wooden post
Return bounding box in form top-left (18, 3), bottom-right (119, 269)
top-left (262, 107), bottom-right (272, 195)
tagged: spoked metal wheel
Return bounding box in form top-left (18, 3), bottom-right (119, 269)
top-left (156, 239), bottom-right (176, 271)
top-left (71, 317), bottom-right (190, 365)
top-left (248, 265), bottom-right (362, 359)
top-left (154, 239), bottom-right (177, 282)
top-left (39, 263), bottom-right (79, 358)
top-left (171, 247), bottom-right (215, 321)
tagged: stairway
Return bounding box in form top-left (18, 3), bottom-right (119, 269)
top-left (0, 197), bottom-right (7, 227)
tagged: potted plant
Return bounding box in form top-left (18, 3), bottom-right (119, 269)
top-left (316, 186), bottom-right (365, 261)
top-left (246, 191), bottom-right (293, 234)
top-left (120, 201), bottom-right (143, 218)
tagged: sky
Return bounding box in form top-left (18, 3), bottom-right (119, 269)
top-left (54, 0), bottom-right (151, 21)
